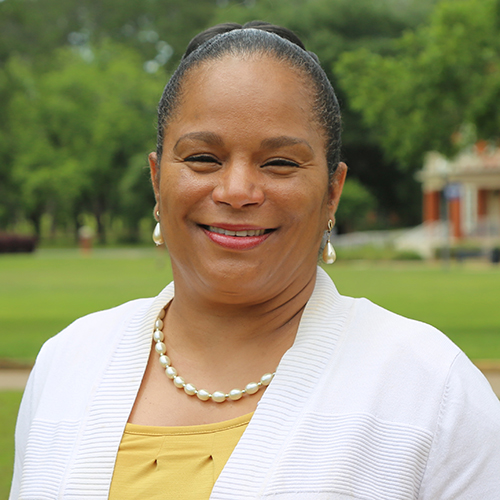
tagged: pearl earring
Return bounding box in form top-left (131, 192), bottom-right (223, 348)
top-left (152, 210), bottom-right (164, 246)
top-left (322, 219), bottom-right (336, 264)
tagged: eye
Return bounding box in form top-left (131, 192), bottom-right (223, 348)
top-left (184, 154), bottom-right (220, 164)
top-left (263, 159), bottom-right (300, 167)
top-left (184, 154), bottom-right (221, 171)
top-left (262, 158), bottom-right (301, 173)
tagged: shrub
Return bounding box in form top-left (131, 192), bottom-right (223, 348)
top-left (0, 233), bottom-right (37, 253)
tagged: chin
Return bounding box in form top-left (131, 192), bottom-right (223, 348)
top-left (194, 259), bottom-right (280, 302)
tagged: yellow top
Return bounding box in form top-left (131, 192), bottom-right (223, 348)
top-left (109, 412), bottom-right (253, 500)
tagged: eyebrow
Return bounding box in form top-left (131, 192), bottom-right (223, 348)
top-left (173, 132), bottom-right (313, 153)
top-left (260, 136), bottom-right (313, 153)
top-left (173, 132), bottom-right (224, 152)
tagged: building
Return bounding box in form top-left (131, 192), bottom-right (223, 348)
top-left (418, 143), bottom-right (500, 241)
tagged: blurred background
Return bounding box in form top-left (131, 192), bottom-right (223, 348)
top-left (0, 0), bottom-right (498, 255)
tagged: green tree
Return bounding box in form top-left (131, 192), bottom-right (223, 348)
top-left (335, 178), bottom-right (376, 233)
top-left (0, 0), bottom-right (219, 68)
top-left (336, 0), bottom-right (500, 168)
top-left (0, 64), bottom-right (21, 228)
top-left (7, 41), bottom-right (163, 241)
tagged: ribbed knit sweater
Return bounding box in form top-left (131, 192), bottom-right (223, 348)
top-left (10, 268), bottom-right (500, 499)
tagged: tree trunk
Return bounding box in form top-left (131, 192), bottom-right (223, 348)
top-left (93, 200), bottom-right (107, 245)
top-left (28, 212), bottom-right (42, 239)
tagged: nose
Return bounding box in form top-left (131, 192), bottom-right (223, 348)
top-left (212, 162), bottom-right (265, 209)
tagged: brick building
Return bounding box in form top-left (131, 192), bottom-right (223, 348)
top-left (418, 143), bottom-right (500, 241)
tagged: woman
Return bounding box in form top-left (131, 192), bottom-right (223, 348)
top-left (11, 21), bottom-right (500, 500)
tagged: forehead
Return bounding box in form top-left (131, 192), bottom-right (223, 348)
top-left (166, 54), bottom-right (321, 143)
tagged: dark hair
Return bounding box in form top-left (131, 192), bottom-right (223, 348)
top-left (156, 21), bottom-right (341, 178)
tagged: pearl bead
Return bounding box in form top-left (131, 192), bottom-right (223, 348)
top-left (153, 329), bottom-right (164, 342)
top-left (212, 391), bottom-right (227, 403)
top-left (261, 373), bottom-right (274, 386)
top-left (322, 240), bottom-right (336, 264)
top-left (158, 308), bottom-right (166, 319)
top-left (197, 389), bottom-right (211, 401)
top-left (229, 388), bottom-right (243, 401)
top-left (166, 366), bottom-right (177, 379)
top-left (159, 355), bottom-right (170, 367)
top-left (245, 382), bottom-right (259, 395)
top-left (154, 342), bottom-right (166, 355)
top-left (184, 383), bottom-right (197, 396)
top-left (174, 376), bottom-right (185, 388)
top-left (155, 318), bottom-right (164, 330)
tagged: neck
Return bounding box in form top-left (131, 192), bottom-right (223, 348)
top-left (162, 266), bottom-right (318, 377)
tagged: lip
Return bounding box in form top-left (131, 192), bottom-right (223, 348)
top-left (205, 223), bottom-right (268, 231)
top-left (201, 224), bottom-right (274, 250)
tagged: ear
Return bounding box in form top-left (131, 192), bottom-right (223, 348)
top-left (149, 152), bottom-right (160, 204)
top-left (327, 162), bottom-right (347, 223)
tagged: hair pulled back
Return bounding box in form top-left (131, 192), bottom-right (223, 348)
top-left (156, 21), bottom-right (341, 177)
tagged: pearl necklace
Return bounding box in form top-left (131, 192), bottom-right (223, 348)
top-left (153, 307), bottom-right (275, 403)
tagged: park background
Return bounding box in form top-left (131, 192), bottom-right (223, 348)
top-left (1, 0), bottom-right (500, 496)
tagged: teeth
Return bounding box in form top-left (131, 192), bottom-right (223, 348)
top-left (208, 226), bottom-right (266, 237)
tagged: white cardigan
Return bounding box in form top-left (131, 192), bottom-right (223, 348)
top-left (11, 268), bottom-right (500, 499)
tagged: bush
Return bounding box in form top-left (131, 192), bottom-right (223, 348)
top-left (434, 246), bottom-right (484, 260)
top-left (393, 250), bottom-right (423, 261)
top-left (0, 233), bottom-right (37, 253)
top-left (335, 245), bottom-right (423, 261)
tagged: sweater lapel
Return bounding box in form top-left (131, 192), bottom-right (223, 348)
top-left (211, 268), bottom-right (352, 499)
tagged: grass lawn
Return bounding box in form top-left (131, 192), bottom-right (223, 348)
top-left (0, 249), bottom-right (499, 362)
top-left (0, 391), bottom-right (23, 499)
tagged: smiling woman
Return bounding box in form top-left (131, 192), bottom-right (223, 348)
top-left (149, 50), bottom-right (340, 304)
top-left (10, 21), bottom-right (500, 500)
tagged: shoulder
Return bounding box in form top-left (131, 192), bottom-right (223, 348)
top-left (42, 297), bottom-right (153, 355)
top-left (314, 268), bottom-right (461, 371)
top-left (30, 296), bottom-right (155, 389)
top-left (336, 296), bottom-right (464, 395)
top-left (313, 271), bottom-right (483, 418)
top-left (330, 294), bottom-right (500, 426)
top-left (349, 296), bottom-right (460, 361)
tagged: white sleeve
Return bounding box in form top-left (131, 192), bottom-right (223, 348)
top-left (9, 336), bottom-right (53, 500)
top-left (9, 366), bottom-right (37, 500)
top-left (419, 352), bottom-right (500, 499)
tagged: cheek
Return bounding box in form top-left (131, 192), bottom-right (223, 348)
top-left (159, 166), bottom-right (214, 217)
top-left (284, 177), bottom-right (330, 220)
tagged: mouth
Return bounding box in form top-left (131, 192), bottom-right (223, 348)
top-left (206, 226), bottom-right (270, 237)
top-left (200, 224), bottom-right (275, 250)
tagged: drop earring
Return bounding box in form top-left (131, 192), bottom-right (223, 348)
top-left (152, 210), bottom-right (164, 246)
top-left (322, 219), bottom-right (336, 264)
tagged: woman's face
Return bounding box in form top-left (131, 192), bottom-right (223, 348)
top-left (150, 55), bottom-right (346, 303)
